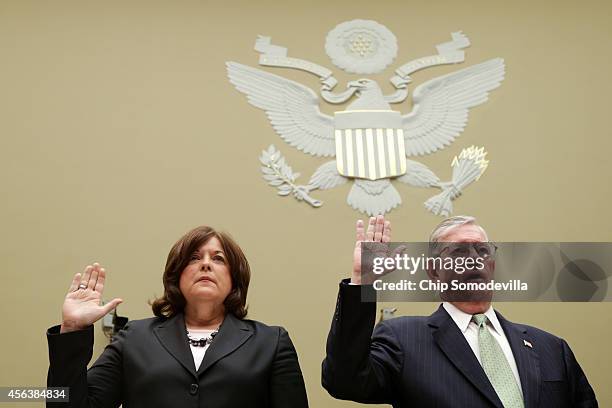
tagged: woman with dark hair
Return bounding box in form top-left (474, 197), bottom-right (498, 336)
top-left (46, 226), bottom-right (308, 407)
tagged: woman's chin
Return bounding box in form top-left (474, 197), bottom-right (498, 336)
top-left (192, 285), bottom-right (218, 297)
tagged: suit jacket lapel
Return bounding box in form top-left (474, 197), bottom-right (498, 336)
top-left (153, 313), bottom-right (197, 380)
top-left (497, 312), bottom-right (541, 408)
top-left (197, 313), bottom-right (253, 376)
top-left (428, 306), bottom-right (504, 408)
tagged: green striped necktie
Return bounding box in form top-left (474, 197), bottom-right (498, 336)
top-left (472, 314), bottom-right (524, 408)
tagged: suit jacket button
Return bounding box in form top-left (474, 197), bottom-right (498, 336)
top-left (190, 383), bottom-right (199, 395)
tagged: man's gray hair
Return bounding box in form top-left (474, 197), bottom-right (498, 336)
top-left (429, 215), bottom-right (489, 243)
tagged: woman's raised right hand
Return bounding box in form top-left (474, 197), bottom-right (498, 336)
top-left (60, 263), bottom-right (123, 333)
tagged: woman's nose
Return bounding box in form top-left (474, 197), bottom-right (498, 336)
top-left (200, 258), bottom-right (212, 271)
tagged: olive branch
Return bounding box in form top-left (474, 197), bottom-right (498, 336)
top-left (259, 145), bottom-right (322, 207)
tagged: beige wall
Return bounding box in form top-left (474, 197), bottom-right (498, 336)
top-left (1, 0), bottom-right (611, 406)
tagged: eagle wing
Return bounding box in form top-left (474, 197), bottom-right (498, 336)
top-left (227, 62), bottom-right (335, 157)
top-left (402, 58), bottom-right (505, 156)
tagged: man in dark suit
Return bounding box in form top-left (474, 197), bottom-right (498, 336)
top-left (322, 215), bottom-right (598, 407)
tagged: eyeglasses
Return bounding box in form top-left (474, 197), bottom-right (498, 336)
top-left (436, 242), bottom-right (498, 259)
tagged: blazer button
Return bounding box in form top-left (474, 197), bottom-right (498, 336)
top-left (190, 383), bottom-right (199, 395)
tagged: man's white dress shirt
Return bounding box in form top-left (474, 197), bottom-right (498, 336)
top-left (442, 302), bottom-right (523, 395)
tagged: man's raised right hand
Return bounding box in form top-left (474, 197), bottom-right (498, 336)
top-left (352, 215), bottom-right (392, 285)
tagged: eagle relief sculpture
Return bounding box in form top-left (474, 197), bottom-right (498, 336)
top-left (226, 19), bottom-right (504, 216)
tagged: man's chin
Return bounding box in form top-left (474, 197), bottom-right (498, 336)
top-left (441, 279), bottom-right (493, 302)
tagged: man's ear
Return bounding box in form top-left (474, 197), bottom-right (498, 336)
top-left (426, 263), bottom-right (439, 280)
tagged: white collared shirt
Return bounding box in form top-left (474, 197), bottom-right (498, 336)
top-left (187, 329), bottom-right (215, 370)
top-left (442, 302), bottom-right (523, 395)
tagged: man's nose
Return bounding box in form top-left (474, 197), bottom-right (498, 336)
top-left (467, 246), bottom-right (480, 258)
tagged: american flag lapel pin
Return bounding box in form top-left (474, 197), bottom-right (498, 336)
top-left (523, 339), bottom-right (533, 348)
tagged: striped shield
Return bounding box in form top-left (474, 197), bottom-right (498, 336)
top-left (334, 110), bottom-right (407, 181)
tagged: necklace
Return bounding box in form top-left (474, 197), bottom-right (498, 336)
top-left (186, 328), bottom-right (219, 347)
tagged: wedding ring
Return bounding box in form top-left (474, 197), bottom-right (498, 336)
top-left (78, 283), bottom-right (87, 290)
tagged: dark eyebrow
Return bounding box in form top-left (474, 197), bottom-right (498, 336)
top-left (193, 248), bottom-right (224, 256)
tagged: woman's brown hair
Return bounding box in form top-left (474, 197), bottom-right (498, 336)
top-left (151, 226), bottom-right (250, 319)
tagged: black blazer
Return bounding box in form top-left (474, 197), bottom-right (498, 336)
top-left (46, 312), bottom-right (308, 407)
top-left (322, 280), bottom-right (598, 408)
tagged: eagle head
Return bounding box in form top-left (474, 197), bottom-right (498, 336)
top-left (347, 78), bottom-right (377, 91)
